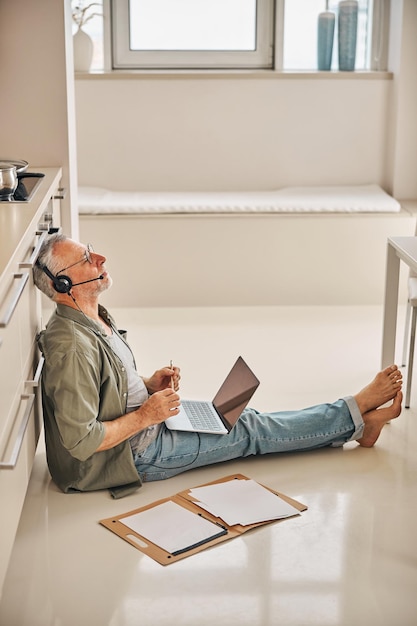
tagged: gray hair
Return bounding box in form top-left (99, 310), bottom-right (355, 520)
top-left (33, 233), bottom-right (69, 299)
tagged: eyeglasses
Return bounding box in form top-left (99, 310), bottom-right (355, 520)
top-left (56, 243), bottom-right (94, 275)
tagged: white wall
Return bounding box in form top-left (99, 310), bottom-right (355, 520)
top-left (0, 0), bottom-right (78, 237)
top-left (75, 76), bottom-right (393, 193)
top-left (388, 0), bottom-right (417, 198)
top-left (80, 211), bottom-right (415, 308)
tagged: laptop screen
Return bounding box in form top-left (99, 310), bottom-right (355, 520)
top-left (212, 356), bottom-right (260, 429)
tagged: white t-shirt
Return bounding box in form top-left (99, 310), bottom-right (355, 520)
top-left (107, 331), bottom-right (161, 455)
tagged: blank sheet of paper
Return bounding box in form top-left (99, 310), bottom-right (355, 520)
top-left (189, 478), bottom-right (300, 526)
top-left (120, 500), bottom-right (227, 555)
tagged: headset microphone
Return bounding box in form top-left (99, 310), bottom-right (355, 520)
top-left (71, 276), bottom-right (104, 287)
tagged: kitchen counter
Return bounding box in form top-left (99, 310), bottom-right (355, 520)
top-left (0, 168), bottom-right (62, 281)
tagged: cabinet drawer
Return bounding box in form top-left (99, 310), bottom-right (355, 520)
top-left (0, 288), bottom-right (23, 444)
top-left (0, 389), bottom-right (42, 590)
top-left (17, 271), bottom-right (41, 376)
top-left (0, 347), bottom-right (43, 470)
top-left (0, 270), bottom-right (40, 444)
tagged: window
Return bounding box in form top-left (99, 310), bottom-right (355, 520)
top-left (111, 0), bottom-right (275, 69)
top-left (85, 0), bottom-right (389, 72)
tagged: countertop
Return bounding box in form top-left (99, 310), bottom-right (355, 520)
top-left (0, 167), bottom-right (62, 280)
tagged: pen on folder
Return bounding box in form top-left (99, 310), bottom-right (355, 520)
top-left (171, 517), bottom-right (228, 556)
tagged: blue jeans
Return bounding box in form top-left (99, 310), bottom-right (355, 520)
top-left (133, 396), bottom-right (364, 482)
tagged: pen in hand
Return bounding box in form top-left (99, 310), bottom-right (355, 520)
top-left (170, 360), bottom-right (175, 390)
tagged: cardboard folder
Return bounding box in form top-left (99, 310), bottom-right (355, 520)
top-left (99, 473), bottom-right (307, 565)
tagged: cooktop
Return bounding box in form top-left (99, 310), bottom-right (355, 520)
top-left (0, 173), bottom-right (45, 202)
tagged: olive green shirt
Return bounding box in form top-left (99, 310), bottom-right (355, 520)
top-left (38, 304), bottom-right (142, 498)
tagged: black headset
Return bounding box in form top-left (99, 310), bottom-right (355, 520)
top-left (36, 260), bottom-right (104, 294)
top-left (36, 260), bottom-right (73, 294)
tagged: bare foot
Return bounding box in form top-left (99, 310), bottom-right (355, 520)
top-left (354, 365), bottom-right (402, 415)
top-left (357, 391), bottom-right (403, 447)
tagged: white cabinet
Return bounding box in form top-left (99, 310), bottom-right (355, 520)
top-left (0, 168), bottom-right (62, 595)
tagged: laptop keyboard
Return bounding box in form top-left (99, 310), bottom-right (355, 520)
top-left (182, 400), bottom-right (225, 431)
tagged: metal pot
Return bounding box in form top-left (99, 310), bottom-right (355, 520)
top-left (0, 158), bottom-right (28, 176)
top-left (0, 162), bottom-right (18, 200)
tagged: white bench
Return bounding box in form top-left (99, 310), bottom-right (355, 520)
top-left (78, 184), bottom-right (401, 216)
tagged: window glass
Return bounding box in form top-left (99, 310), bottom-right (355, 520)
top-left (129, 0), bottom-right (257, 51)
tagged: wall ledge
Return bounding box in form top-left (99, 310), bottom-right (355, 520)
top-left (75, 70), bottom-right (394, 81)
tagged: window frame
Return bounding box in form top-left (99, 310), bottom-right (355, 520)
top-left (110, 0), bottom-right (276, 70)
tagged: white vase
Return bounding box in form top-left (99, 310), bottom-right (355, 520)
top-left (73, 27), bottom-right (93, 72)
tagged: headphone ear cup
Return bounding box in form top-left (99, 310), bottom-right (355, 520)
top-left (36, 261), bottom-right (73, 294)
top-left (53, 274), bottom-right (73, 294)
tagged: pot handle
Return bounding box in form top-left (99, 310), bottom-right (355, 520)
top-left (17, 172), bottom-right (45, 179)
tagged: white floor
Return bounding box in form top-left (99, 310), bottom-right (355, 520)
top-left (1, 305), bottom-right (417, 626)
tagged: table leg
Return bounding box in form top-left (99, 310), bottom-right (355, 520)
top-left (381, 242), bottom-right (400, 368)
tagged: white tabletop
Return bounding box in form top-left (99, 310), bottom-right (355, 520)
top-left (388, 236), bottom-right (417, 271)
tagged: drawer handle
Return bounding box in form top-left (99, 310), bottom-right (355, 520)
top-left (0, 394), bottom-right (35, 470)
top-left (0, 273), bottom-right (29, 328)
top-left (19, 231), bottom-right (49, 269)
top-left (53, 187), bottom-right (67, 200)
top-left (26, 356), bottom-right (45, 388)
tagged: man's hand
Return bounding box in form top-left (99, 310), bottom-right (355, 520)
top-left (96, 387), bottom-right (181, 452)
top-left (138, 388), bottom-right (181, 425)
top-left (143, 364), bottom-right (181, 393)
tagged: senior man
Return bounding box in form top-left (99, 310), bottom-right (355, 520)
top-left (33, 234), bottom-right (403, 498)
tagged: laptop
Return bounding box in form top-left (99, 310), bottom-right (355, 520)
top-left (165, 356), bottom-right (260, 435)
